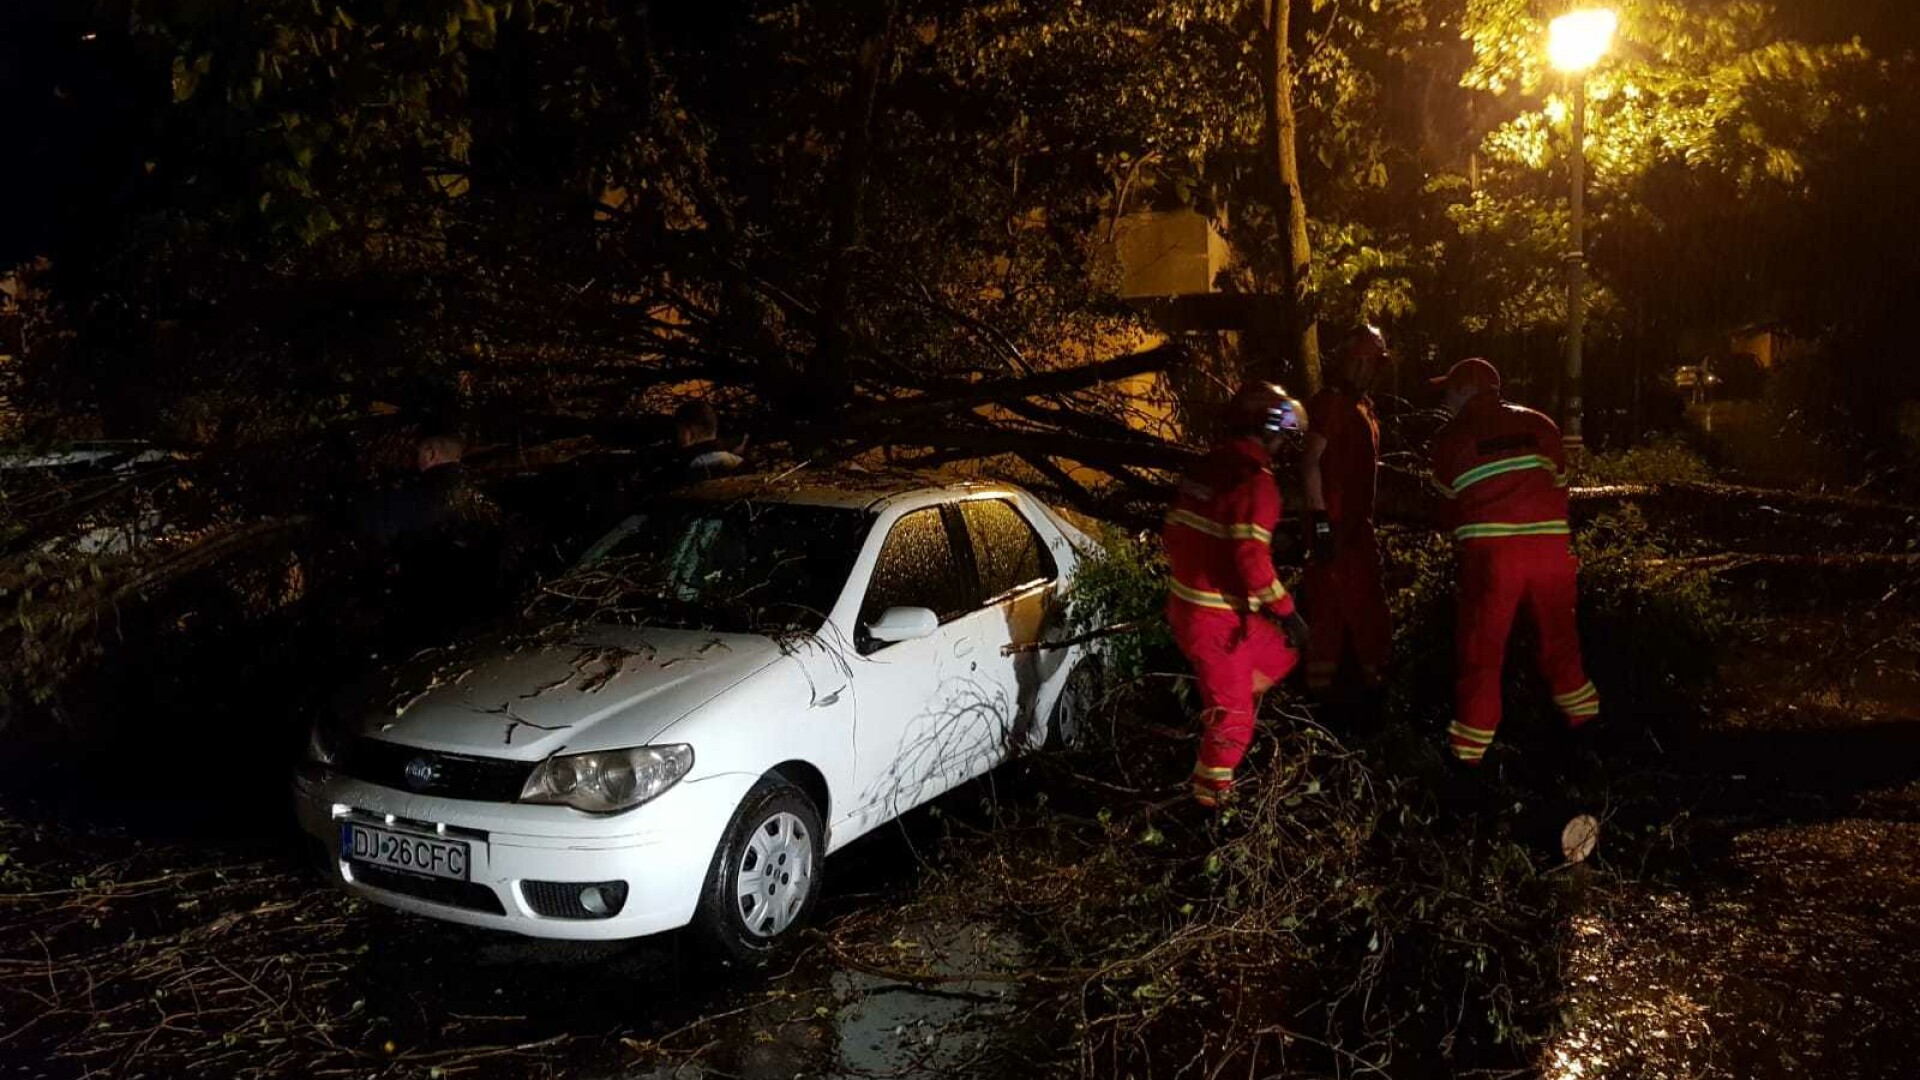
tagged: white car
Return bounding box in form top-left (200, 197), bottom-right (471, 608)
top-left (295, 469), bottom-right (1099, 960)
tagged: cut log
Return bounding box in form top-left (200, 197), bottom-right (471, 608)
top-left (1645, 552), bottom-right (1920, 571)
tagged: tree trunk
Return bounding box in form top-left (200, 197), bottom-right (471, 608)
top-left (810, 1), bottom-right (898, 422)
top-left (1265, 0), bottom-right (1320, 392)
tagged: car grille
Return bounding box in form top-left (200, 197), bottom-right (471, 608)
top-left (336, 739), bottom-right (533, 802)
top-left (352, 864), bottom-right (506, 915)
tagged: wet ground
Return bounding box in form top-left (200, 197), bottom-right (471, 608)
top-left (0, 769), bottom-right (1062, 1080)
top-left (6, 487), bottom-right (1920, 1079)
top-left (1543, 599), bottom-right (1920, 1080)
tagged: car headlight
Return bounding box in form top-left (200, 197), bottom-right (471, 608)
top-left (519, 745), bottom-right (694, 813)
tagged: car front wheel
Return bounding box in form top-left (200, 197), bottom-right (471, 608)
top-left (692, 776), bottom-right (823, 965)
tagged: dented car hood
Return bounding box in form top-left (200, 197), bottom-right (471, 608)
top-left (356, 623), bottom-right (785, 762)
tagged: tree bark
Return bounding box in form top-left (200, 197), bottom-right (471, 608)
top-left (1265, 0), bottom-right (1320, 392)
top-left (810, 1), bottom-right (899, 421)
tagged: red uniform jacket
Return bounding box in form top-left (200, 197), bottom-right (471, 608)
top-left (1163, 437), bottom-right (1296, 616)
top-left (1428, 395), bottom-right (1570, 541)
top-left (1305, 386), bottom-right (1380, 524)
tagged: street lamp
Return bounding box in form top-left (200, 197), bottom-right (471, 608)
top-left (1548, 7), bottom-right (1616, 452)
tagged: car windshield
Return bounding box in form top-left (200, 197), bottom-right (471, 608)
top-left (533, 499), bottom-right (873, 634)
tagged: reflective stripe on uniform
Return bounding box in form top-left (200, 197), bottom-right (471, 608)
top-left (1169, 578), bottom-right (1240, 610)
top-left (1453, 519), bottom-right (1570, 541)
top-left (1448, 721), bottom-right (1496, 746)
top-left (1250, 579), bottom-right (1289, 607)
top-left (1444, 454), bottom-right (1561, 497)
top-left (1192, 764), bottom-right (1234, 807)
top-left (1552, 681), bottom-right (1599, 708)
top-left (1168, 577), bottom-right (1288, 612)
top-left (1450, 720), bottom-right (1495, 762)
top-left (1165, 508), bottom-right (1272, 543)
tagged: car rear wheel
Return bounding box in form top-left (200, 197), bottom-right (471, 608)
top-left (1045, 659), bottom-right (1101, 750)
top-left (691, 776), bottom-right (823, 966)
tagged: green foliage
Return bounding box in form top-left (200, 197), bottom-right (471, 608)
top-left (1572, 436), bottom-right (1714, 486)
top-left (1061, 527), bottom-right (1176, 683)
top-left (15, 0), bottom-right (1909, 459)
top-left (1572, 505), bottom-right (1729, 709)
top-left (1, 554), bottom-right (109, 712)
top-left (1379, 524), bottom-right (1459, 730)
top-left (1308, 220), bottom-right (1427, 325)
top-left (1444, 0), bottom-right (1888, 347)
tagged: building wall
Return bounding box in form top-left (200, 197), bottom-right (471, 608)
top-left (1110, 210), bottom-right (1228, 299)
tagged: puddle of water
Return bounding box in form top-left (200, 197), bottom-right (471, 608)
top-left (1544, 819), bottom-right (1920, 1079)
top-left (621, 921), bottom-right (1041, 1080)
top-left (829, 921), bottom-right (1030, 1078)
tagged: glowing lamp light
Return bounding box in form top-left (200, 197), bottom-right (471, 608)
top-left (1547, 9), bottom-right (1618, 74)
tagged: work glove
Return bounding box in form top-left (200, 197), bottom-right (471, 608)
top-left (1276, 608), bottom-right (1311, 652)
top-left (1307, 511), bottom-right (1336, 563)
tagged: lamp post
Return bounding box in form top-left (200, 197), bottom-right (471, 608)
top-left (1547, 8), bottom-right (1616, 453)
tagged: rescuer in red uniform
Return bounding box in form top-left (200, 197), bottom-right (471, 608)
top-left (1428, 358), bottom-right (1600, 765)
top-left (1163, 383), bottom-right (1311, 807)
top-left (1300, 326), bottom-right (1393, 704)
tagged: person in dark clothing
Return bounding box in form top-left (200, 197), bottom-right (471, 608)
top-left (358, 433), bottom-right (496, 541)
top-left (673, 401), bottom-right (745, 482)
top-left (353, 429), bottom-right (506, 649)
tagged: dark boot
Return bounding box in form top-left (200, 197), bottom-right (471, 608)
top-left (1562, 715), bottom-right (1611, 800)
top-left (1437, 758), bottom-right (1496, 820)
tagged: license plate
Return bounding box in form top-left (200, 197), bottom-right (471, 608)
top-left (341, 822), bottom-right (470, 881)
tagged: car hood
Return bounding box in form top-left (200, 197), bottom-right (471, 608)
top-left (356, 623), bottom-right (784, 761)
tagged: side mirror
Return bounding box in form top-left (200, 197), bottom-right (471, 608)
top-left (865, 606), bottom-right (939, 643)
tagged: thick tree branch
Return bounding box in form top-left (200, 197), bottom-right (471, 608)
top-left (846, 345), bottom-right (1183, 428)
top-left (863, 423), bottom-right (1194, 474)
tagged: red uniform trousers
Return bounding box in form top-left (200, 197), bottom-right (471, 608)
top-left (1449, 536), bottom-right (1601, 763)
top-left (1301, 519), bottom-right (1391, 693)
top-left (1168, 598), bottom-right (1300, 801)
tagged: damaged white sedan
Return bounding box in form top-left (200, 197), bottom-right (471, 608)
top-left (295, 469), bottom-right (1098, 960)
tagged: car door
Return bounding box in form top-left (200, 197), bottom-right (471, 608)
top-left (948, 497), bottom-right (1064, 775)
top-left (842, 505), bottom-right (979, 835)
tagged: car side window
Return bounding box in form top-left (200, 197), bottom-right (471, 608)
top-left (959, 498), bottom-right (1058, 603)
top-left (858, 507), bottom-right (974, 631)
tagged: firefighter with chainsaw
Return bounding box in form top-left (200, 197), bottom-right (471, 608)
top-left (1428, 358), bottom-right (1600, 767)
top-left (1163, 383), bottom-right (1312, 808)
top-left (1300, 325), bottom-right (1394, 706)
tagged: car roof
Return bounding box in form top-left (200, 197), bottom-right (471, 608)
top-left (677, 464), bottom-right (1015, 512)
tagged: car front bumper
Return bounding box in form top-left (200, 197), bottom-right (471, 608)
top-left (293, 765), bottom-right (754, 941)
